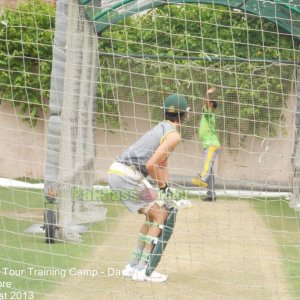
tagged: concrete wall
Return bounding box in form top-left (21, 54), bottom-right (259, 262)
top-left (0, 93), bottom-right (295, 189)
top-left (0, 101), bottom-right (46, 179)
top-left (0, 0), bottom-right (19, 9)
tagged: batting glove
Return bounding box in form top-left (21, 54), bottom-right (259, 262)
top-left (159, 183), bottom-right (173, 200)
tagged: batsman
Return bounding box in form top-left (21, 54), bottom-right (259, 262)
top-left (107, 94), bottom-right (190, 282)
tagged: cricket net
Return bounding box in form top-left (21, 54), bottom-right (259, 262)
top-left (0, 0), bottom-right (299, 299)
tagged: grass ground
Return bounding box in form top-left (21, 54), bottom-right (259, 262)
top-left (0, 187), bottom-right (125, 298)
top-left (0, 187), bottom-right (299, 299)
top-left (249, 197), bottom-right (300, 299)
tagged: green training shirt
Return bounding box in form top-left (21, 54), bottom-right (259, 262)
top-left (198, 107), bottom-right (220, 149)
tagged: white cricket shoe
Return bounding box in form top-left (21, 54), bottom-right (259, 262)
top-left (132, 268), bottom-right (146, 281)
top-left (132, 268), bottom-right (168, 282)
top-left (121, 264), bottom-right (135, 278)
top-left (145, 270), bottom-right (168, 282)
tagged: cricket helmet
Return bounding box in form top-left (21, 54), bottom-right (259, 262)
top-left (163, 94), bottom-right (190, 113)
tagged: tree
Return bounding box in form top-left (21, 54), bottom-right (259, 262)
top-left (0, 0), bottom-right (55, 126)
top-left (99, 5), bottom-right (298, 141)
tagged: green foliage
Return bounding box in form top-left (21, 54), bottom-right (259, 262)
top-left (99, 4), bottom-right (298, 141)
top-left (0, 1), bottom-right (297, 136)
top-left (96, 65), bottom-right (121, 129)
top-left (0, 0), bottom-right (55, 126)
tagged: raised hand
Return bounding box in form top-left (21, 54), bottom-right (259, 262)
top-left (206, 87), bottom-right (216, 96)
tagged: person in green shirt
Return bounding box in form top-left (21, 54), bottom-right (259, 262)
top-left (192, 87), bottom-right (220, 201)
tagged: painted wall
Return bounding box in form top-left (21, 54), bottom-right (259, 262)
top-left (0, 92), bottom-right (295, 188)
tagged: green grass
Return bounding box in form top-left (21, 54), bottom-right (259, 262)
top-left (0, 187), bottom-right (124, 298)
top-left (0, 187), bottom-right (43, 212)
top-left (2, 187), bottom-right (300, 298)
top-left (15, 177), bottom-right (44, 184)
top-left (249, 197), bottom-right (300, 299)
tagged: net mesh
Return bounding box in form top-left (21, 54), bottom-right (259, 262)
top-left (98, 55), bottom-right (296, 146)
top-left (46, 0), bottom-right (99, 240)
top-left (0, 0), bottom-right (300, 299)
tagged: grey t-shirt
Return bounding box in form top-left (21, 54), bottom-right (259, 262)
top-left (116, 121), bottom-right (178, 176)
